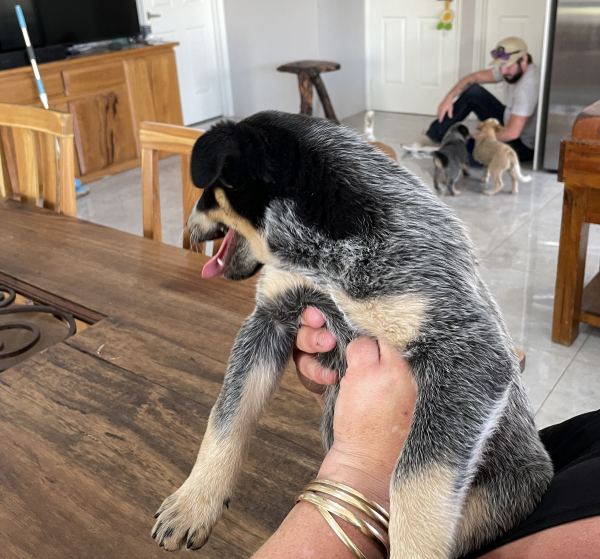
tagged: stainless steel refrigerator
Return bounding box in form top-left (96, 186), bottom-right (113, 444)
top-left (539, 0), bottom-right (600, 170)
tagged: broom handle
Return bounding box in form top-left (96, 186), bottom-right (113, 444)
top-left (15, 5), bottom-right (49, 110)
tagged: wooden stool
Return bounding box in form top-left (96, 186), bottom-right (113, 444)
top-left (277, 60), bottom-right (340, 123)
top-left (552, 99), bottom-right (600, 345)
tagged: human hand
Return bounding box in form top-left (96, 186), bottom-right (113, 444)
top-left (293, 307), bottom-right (338, 409)
top-left (437, 97), bottom-right (454, 122)
top-left (317, 337), bottom-right (417, 509)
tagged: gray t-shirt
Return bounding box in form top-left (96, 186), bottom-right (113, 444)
top-left (492, 63), bottom-right (540, 149)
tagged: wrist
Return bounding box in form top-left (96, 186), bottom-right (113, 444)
top-left (317, 447), bottom-right (392, 511)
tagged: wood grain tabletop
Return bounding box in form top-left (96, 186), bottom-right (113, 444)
top-left (0, 199), bottom-right (324, 558)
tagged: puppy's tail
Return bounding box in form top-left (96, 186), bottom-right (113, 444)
top-left (510, 154), bottom-right (533, 182)
top-left (433, 151), bottom-right (448, 168)
top-left (364, 110), bottom-right (376, 142)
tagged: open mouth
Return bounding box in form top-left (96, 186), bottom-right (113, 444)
top-left (201, 226), bottom-right (239, 278)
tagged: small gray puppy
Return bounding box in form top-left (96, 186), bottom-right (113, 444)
top-left (433, 124), bottom-right (471, 196)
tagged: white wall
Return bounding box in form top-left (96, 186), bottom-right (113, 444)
top-left (223, 0), bottom-right (365, 120)
top-left (316, 0), bottom-right (366, 120)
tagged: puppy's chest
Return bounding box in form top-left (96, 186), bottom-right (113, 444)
top-left (258, 267), bottom-right (428, 351)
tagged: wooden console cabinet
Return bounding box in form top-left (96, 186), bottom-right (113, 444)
top-left (0, 43), bottom-right (183, 184)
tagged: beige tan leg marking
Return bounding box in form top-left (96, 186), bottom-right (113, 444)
top-left (258, 266), bottom-right (324, 302)
top-left (333, 292), bottom-right (428, 350)
top-left (453, 487), bottom-right (490, 555)
top-left (390, 465), bottom-right (458, 559)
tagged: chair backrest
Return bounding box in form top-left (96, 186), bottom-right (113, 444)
top-left (0, 103), bottom-right (76, 216)
top-left (139, 121), bottom-right (204, 250)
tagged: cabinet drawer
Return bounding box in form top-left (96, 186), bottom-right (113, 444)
top-left (0, 70), bottom-right (64, 104)
top-left (63, 63), bottom-right (125, 96)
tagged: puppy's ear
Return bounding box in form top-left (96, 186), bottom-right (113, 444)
top-left (457, 124), bottom-right (470, 138)
top-left (494, 123), bottom-right (505, 133)
top-left (191, 125), bottom-right (240, 189)
top-left (477, 122), bottom-right (485, 131)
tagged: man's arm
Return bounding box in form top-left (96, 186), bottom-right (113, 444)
top-left (496, 114), bottom-right (529, 142)
top-left (437, 69), bottom-right (497, 122)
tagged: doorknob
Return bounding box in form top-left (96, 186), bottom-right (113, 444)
top-left (147, 11), bottom-right (161, 19)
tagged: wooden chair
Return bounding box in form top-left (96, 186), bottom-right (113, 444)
top-left (552, 99), bottom-right (600, 345)
top-left (0, 103), bottom-right (76, 216)
top-left (139, 121), bottom-right (204, 251)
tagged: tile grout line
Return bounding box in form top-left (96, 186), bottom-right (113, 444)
top-left (534, 330), bottom-right (592, 418)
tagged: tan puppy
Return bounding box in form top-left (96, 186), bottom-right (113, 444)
top-left (473, 118), bottom-right (532, 195)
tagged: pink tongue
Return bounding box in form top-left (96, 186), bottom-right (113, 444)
top-left (202, 229), bottom-right (236, 278)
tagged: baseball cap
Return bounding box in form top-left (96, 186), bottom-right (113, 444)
top-left (489, 37), bottom-right (528, 67)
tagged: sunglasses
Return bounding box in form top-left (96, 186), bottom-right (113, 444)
top-left (491, 47), bottom-right (521, 61)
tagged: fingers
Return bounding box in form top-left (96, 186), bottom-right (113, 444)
top-left (301, 306), bottom-right (327, 329)
top-left (296, 324), bottom-right (336, 354)
top-left (294, 348), bottom-right (338, 387)
top-left (448, 106), bottom-right (454, 119)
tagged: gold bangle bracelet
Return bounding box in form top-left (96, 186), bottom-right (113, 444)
top-left (297, 490), bottom-right (390, 556)
top-left (316, 505), bottom-right (367, 559)
top-left (313, 478), bottom-right (390, 522)
top-left (305, 481), bottom-right (389, 530)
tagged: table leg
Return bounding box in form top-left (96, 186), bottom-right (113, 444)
top-left (552, 183), bottom-right (590, 345)
top-left (297, 72), bottom-right (313, 116)
top-left (311, 74), bottom-right (339, 124)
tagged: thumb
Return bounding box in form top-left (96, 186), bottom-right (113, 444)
top-left (346, 336), bottom-right (380, 371)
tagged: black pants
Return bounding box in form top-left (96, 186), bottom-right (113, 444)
top-left (426, 84), bottom-right (534, 162)
top-left (463, 409), bottom-right (600, 558)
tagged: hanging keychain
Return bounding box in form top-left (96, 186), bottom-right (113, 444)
top-left (438, 0), bottom-right (454, 31)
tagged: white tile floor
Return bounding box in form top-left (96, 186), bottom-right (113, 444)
top-left (78, 111), bottom-right (600, 429)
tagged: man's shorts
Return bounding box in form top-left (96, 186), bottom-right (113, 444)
top-left (464, 409), bottom-right (600, 558)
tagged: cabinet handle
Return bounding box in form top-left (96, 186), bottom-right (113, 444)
top-left (146, 11), bottom-right (161, 19)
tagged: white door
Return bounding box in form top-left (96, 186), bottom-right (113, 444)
top-left (481, 0), bottom-right (547, 102)
top-left (367, 0), bottom-right (461, 115)
top-left (141, 0), bottom-right (223, 124)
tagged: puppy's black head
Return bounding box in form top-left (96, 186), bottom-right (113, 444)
top-left (456, 124), bottom-right (470, 140)
top-left (187, 120), bottom-right (278, 281)
top-left (187, 111), bottom-right (393, 281)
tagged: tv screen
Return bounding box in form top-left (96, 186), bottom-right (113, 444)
top-left (0, 0), bottom-right (140, 53)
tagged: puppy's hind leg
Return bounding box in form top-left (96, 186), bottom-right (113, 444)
top-left (151, 305), bottom-right (296, 551)
top-left (508, 163), bottom-right (519, 195)
top-left (484, 163), bottom-right (505, 196)
top-left (446, 177), bottom-right (461, 196)
top-left (388, 374), bottom-right (512, 558)
top-left (461, 164), bottom-right (471, 177)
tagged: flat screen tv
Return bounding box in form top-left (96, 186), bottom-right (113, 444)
top-left (0, 0), bottom-right (140, 55)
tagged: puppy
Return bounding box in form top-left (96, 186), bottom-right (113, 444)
top-left (364, 109), bottom-right (398, 161)
top-left (473, 118), bottom-right (532, 195)
top-left (433, 124), bottom-right (471, 196)
top-left (151, 112), bottom-right (553, 558)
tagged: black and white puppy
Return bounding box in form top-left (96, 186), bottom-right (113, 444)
top-left (433, 124), bottom-right (471, 196)
top-left (151, 111), bottom-right (553, 558)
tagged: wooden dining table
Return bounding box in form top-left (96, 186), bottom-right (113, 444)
top-left (0, 198), bottom-right (325, 558)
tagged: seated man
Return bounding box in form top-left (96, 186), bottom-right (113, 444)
top-left (403, 37), bottom-right (540, 162)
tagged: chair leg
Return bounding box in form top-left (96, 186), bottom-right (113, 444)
top-left (552, 183), bottom-right (590, 345)
top-left (311, 74), bottom-right (339, 124)
top-left (297, 72), bottom-right (313, 116)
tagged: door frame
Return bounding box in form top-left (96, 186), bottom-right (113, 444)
top-left (364, 0), bottom-right (463, 114)
top-left (136, 0), bottom-right (234, 119)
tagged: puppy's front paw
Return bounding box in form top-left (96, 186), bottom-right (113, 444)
top-left (151, 483), bottom-right (228, 551)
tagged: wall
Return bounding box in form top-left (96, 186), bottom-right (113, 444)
top-left (316, 0), bottom-right (366, 119)
top-left (223, 0), bottom-right (366, 120)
